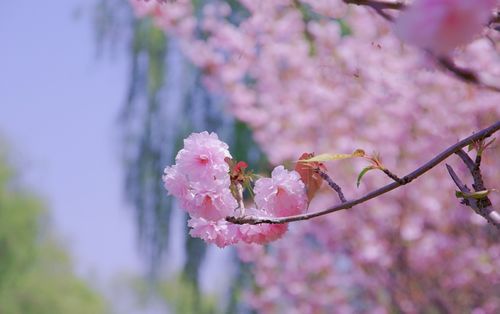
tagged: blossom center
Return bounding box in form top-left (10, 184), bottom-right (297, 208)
top-left (197, 154), bottom-right (210, 165)
top-left (276, 186), bottom-right (286, 197)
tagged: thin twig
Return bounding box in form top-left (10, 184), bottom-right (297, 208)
top-left (475, 154), bottom-right (482, 168)
top-left (236, 183), bottom-right (245, 216)
top-left (381, 168), bottom-right (406, 185)
top-left (455, 149), bottom-right (475, 172)
top-left (339, 0), bottom-right (500, 92)
top-left (343, 0), bottom-right (405, 11)
top-left (445, 164), bottom-right (468, 192)
top-left (226, 121), bottom-right (500, 225)
top-left (436, 57), bottom-right (500, 93)
top-left (456, 149), bottom-right (486, 191)
top-left (446, 164), bottom-right (500, 229)
top-left (315, 169), bottom-right (347, 203)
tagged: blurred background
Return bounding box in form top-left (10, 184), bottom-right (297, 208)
top-left (1, 0), bottom-right (499, 313)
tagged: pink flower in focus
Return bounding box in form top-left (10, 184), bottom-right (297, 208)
top-left (238, 208), bottom-right (289, 244)
top-left (162, 165), bottom-right (188, 199)
top-left (254, 166), bottom-right (308, 217)
top-left (184, 186), bottom-right (237, 220)
top-left (176, 131), bottom-right (232, 182)
top-left (188, 217), bottom-right (241, 248)
top-left (239, 223), bottom-right (288, 244)
top-left (163, 132), bottom-right (236, 221)
top-left (394, 0), bottom-right (496, 55)
top-left (163, 134), bottom-right (309, 246)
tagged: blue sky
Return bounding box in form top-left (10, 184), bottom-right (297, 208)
top-left (0, 1), bottom-right (142, 278)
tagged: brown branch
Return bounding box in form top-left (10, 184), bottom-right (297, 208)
top-left (381, 168), bottom-right (406, 185)
top-left (446, 164), bottom-right (500, 229)
top-left (475, 153), bottom-right (482, 168)
top-left (456, 149), bottom-right (486, 191)
top-left (340, 0), bottom-right (500, 92)
top-left (435, 57), bottom-right (500, 93)
top-left (343, 0), bottom-right (405, 11)
top-left (455, 149), bottom-right (475, 172)
top-left (226, 121), bottom-right (500, 225)
top-left (343, 0), bottom-right (498, 29)
top-left (315, 169), bottom-right (347, 203)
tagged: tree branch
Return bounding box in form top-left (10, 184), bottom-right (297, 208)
top-left (456, 149), bottom-right (487, 191)
top-left (343, 0), bottom-right (405, 11)
top-left (455, 149), bottom-right (476, 172)
top-left (226, 120), bottom-right (500, 225)
top-left (340, 0), bottom-right (500, 92)
top-left (315, 169), bottom-right (347, 203)
top-left (435, 57), bottom-right (500, 93)
top-left (381, 168), bottom-right (406, 185)
top-left (446, 164), bottom-right (500, 229)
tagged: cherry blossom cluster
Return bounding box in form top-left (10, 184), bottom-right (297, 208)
top-left (133, 0), bottom-right (500, 311)
top-left (163, 132), bottom-right (307, 247)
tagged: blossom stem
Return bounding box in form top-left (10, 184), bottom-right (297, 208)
top-left (381, 168), bottom-right (406, 185)
top-left (315, 169), bottom-right (347, 203)
top-left (236, 183), bottom-right (245, 216)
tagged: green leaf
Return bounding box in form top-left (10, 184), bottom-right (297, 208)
top-left (357, 166), bottom-right (376, 187)
top-left (455, 190), bottom-right (491, 199)
top-left (299, 149), bottom-right (365, 163)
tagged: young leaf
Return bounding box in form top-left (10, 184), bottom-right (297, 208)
top-left (352, 149), bottom-right (366, 157)
top-left (455, 190), bottom-right (491, 199)
top-left (299, 149), bottom-right (365, 163)
top-left (356, 166), bottom-right (376, 187)
top-left (295, 152), bottom-right (326, 202)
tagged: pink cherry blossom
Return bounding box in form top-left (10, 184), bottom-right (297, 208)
top-left (238, 208), bottom-right (289, 244)
top-left (254, 166), bottom-right (308, 217)
top-left (164, 131), bottom-right (310, 246)
top-left (163, 131), bottom-right (236, 221)
top-left (394, 0), bottom-right (497, 55)
top-left (188, 217), bottom-right (241, 248)
top-left (176, 131), bottom-right (232, 182)
top-left (239, 223), bottom-right (289, 245)
top-left (162, 165), bottom-right (188, 199)
top-left (183, 186), bottom-right (237, 220)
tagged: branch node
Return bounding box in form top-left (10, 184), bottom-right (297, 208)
top-left (447, 158), bottom-right (500, 229)
top-left (382, 168), bottom-right (406, 184)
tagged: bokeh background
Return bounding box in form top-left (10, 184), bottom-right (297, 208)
top-left (1, 0), bottom-right (499, 313)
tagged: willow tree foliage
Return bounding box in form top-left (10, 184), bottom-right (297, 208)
top-left (93, 1), bottom-right (265, 310)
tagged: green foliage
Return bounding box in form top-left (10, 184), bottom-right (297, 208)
top-left (232, 121), bottom-right (268, 171)
top-left (455, 189), bottom-right (492, 199)
top-left (356, 166), bottom-right (377, 187)
top-left (160, 275), bottom-right (218, 314)
top-left (0, 153), bottom-right (106, 314)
